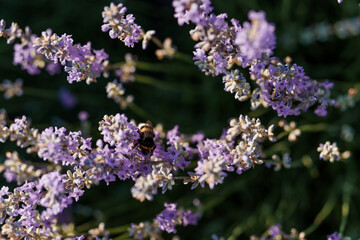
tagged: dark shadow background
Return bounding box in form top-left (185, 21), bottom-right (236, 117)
top-left (0, 0), bottom-right (360, 239)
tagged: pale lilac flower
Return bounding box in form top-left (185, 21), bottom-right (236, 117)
top-left (327, 232), bottom-right (342, 240)
top-left (172, 0), bottom-right (213, 26)
top-left (78, 111), bottom-right (89, 122)
top-left (101, 2), bottom-right (142, 47)
top-left (45, 62), bottom-right (61, 75)
top-left (58, 87), bottom-right (77, 109)
top-left (34, 32), bottom-right (108, 84)
top-left (155, 203), bottom-right (180, 233)
top-left (98, 113), bottom-right (139, 153)
top-left (154, 202), bottom-right (199, 234)
top-left (235, 11), bottom-right (276, 62)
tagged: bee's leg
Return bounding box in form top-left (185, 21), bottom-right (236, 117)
top-left (132, 139), bottom-right (140, 149)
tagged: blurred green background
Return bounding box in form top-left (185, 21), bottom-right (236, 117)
top-left (0, 0), bottom-right (360, 239)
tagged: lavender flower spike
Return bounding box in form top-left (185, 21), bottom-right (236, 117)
top-left (235, 10), bottom-right (276, 61)
top-left (102, 2), bottom-right (142, 47)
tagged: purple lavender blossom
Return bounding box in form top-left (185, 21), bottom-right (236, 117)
top-left (154, 202), bottom-right (199, 233)
top-left (98, 113), bottom-right (139, 154)
top-left (155, 203), bottom-right (180, 233)
top-left (37, 127), bottom-right (92, 166)
top-left (45, 62), bottom-right (61, 75)
top-left (34, 32), bottom-right (108, 84)
top-left (13, 41), bottom-right (41, 75)
top-left (172, 0), bottom-right (213, 26)
top-left (166, 126), bottom-right (190, 170)
top-left (235, 11), bottom-right (276, 62)
top-left (191, 131), bottom-right (205, 143)
top-left (327, 232), bottom-right (342, 240)
top-left (173, 0), bottom-right (334, 117)
top-left (182, 210), bottom-right (199, 226)
top-left (37, 171), bottom-right (72, 220)
top-left (58, 87), bottom-right (77, 109)
top-left (64, 42), bottom-right (109, 84)
top-left (78, 111), bottom-right (89, 122)
top-left (195, 139), bottom-right (231, 189)
top-left (268, 224), bottom-right (282, 236)
top-left (101, 2), bottom-right (142, 47)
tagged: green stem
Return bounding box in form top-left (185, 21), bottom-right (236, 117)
top-left (247, 107), bottom-right (269, 118)
top-left (275, 130), bottom-right (290, 141)
top-left (150, 36), bottom-right (164, 49)
top-left (275, 123), bottom-right (328, 141)
top-left (339, 159), bottom-right (356, 234)
top-left (302, 192), bottom-right (337, 235)
top-left (136, 61), bottom-right (175, 73)
top-left (298, 123), bottom-right (328, 132)
top-left (134, 74), bottom-right (164, 87)
top-left (135, 74), bottom-right (183, 91)
top-left (75, 221), bottom-right (96, 235)
top-left (173, 51), bottom-right (194, 64)
top-left (108, 225), bottom-right (130, 234)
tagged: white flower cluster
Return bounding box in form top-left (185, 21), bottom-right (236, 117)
top-left (317, 141), bottom-right (341, 162)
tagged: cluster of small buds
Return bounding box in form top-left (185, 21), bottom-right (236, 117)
top-left (0, 110), bottom-right (297, 239)
top-left (0, 19), bottom-right (22, 44)
top-left (222, 70), bottom-right (250, 101)
top-left (1, 18), bottom-right (145, 86)
top-left (183, 115), bottom-right (275, 190)
top-left (317, 141), bottom-right (341, 162)
top-left (101, 2), bottom-right (142, 47)
top-left (265, 153), bottom-right (292, 171)
top-left (0, 116), bottom-right (40, 152)
top-left (173, 0), bottom-right (335, 117)
top-left (250, 224), bottom-right (306, 240)
top-left (114, 53), bottom-right (137, 83)
top-left (0, 19), bottom-right (61, 75)
top-left (155, 38), bottom-right (176, 60)
top-left (129, 202), bottom-right (199, 239)
top-left (0, 151), bottom-right (50, 185)
top-left (278, 120), bottom-right (301, 142)
top-left (131, 174), bottom-right (159, 202)
top-left (250, 59), bottom-right (335, 117)
top-left (0, 78), bottom-right (23, 99)
top-left (188, 8), bottom-right (276, 75)
top-left (86, 222), bottom-right (110, 240)
top-left (106, 80), bottom-right (134, 109)
top-left (98, 113), bottom-right (139, 151)
top-left (36, 126), bottom-right (92, 166)
top-left (0, 171), bottom-right (73, 239)
top-left (129, 221), bottom-right (162, 240)
top-left (0, 170), bottom-right (110, 240)
top-left (33, 32), bottom-right (109, 84)
top-left (226, 115), bottom-right (275, 142)
top-left (63, 168), bottom-right (97, 201)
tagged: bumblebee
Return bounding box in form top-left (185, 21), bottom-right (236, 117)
top-left (136, 120), bottom-right (156, 155)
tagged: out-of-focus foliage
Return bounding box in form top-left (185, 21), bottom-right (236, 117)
top-left (0, 0), bottom-right (359, 239)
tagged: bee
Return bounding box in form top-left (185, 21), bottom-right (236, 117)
top-left (136, 120), bottom-right (156, 155)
